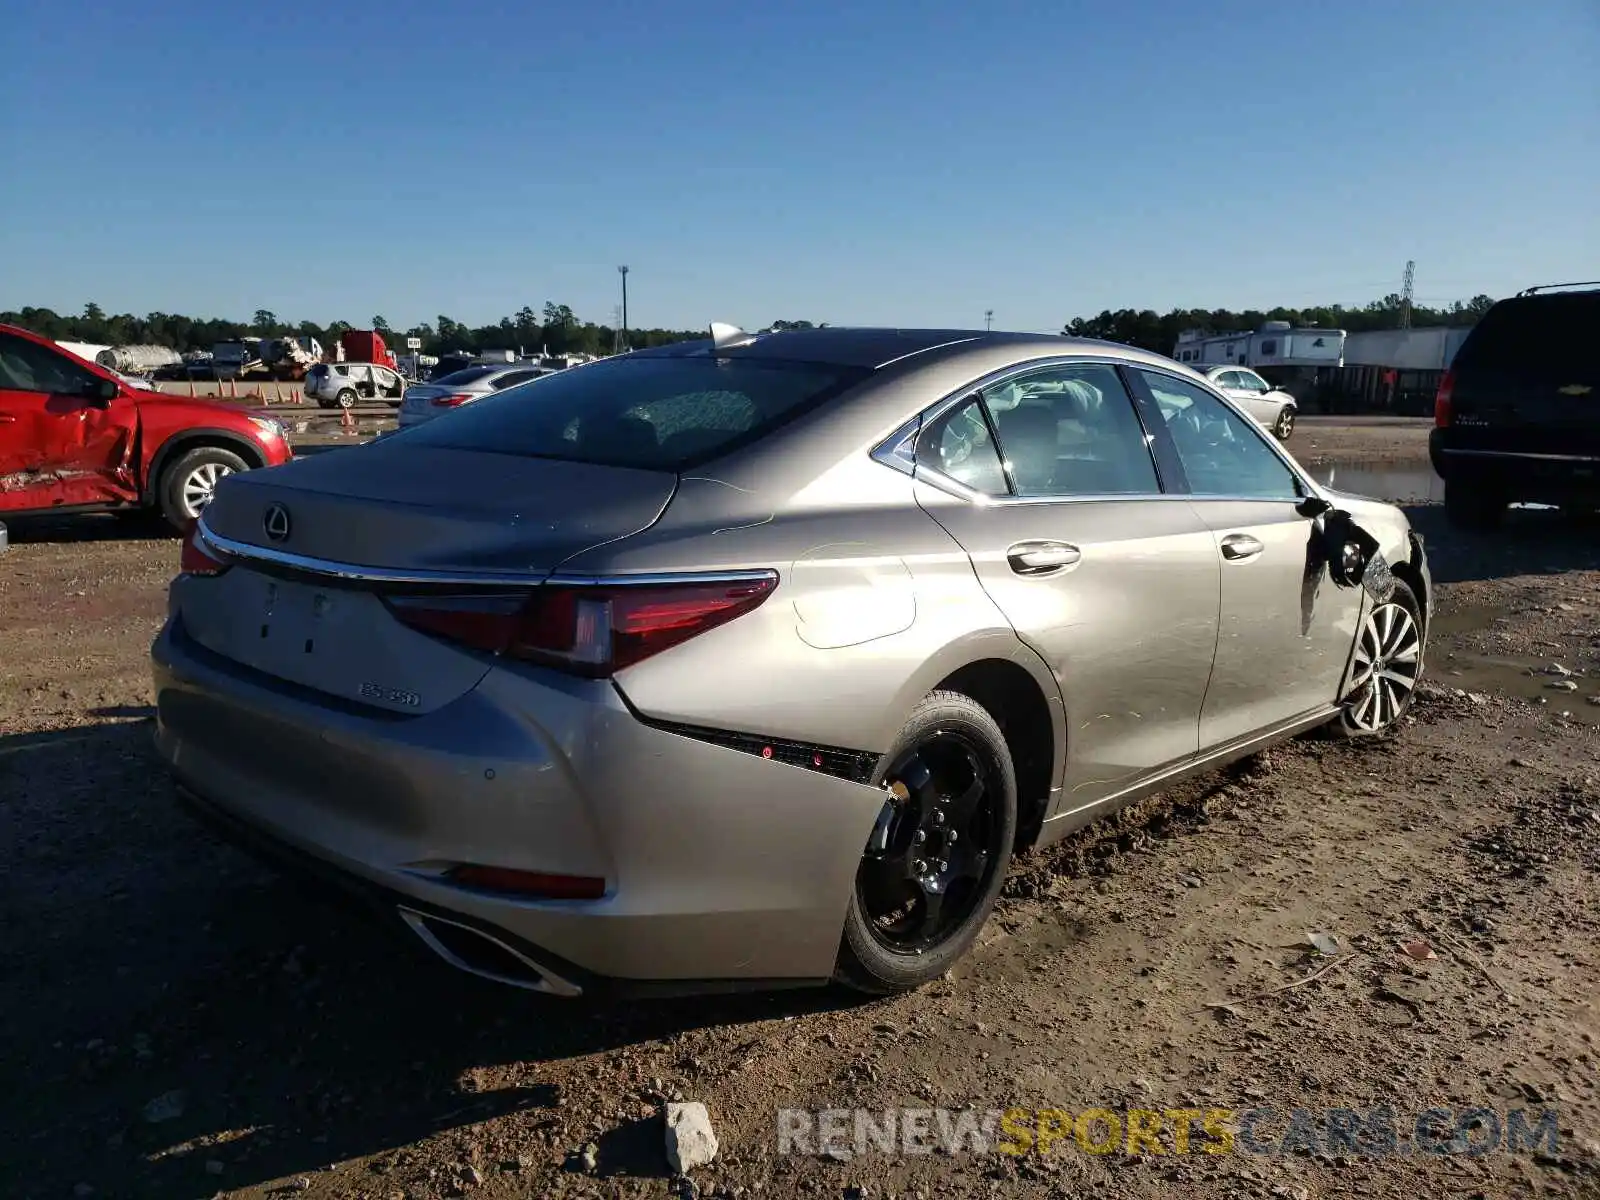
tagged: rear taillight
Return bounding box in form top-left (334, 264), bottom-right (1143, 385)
top-left (1434, 368), bottom-right (1455, 428)
top-left (179, 523), bottom-right (231, 577)
top-left (430, 392), bottom-right (474, 408)
top-left (385, 576), bottom-right (777, 676)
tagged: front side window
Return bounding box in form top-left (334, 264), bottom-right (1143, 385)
top-left (1135, 370), bottom-right (1301, 499)
top-left (982, 363), bottom-right (1159, 497)
top-left (1236, 371), bottom-right (1270, 393)
top-left (916, 396), bottom-right (1007, 494)
top-left (0, 334), bottom-right (98, 395)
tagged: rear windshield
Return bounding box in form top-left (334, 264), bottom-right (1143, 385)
top-left (396, 356), bottom-right (869, 470)
top-left (1456, 293), bottom-right (1596, 378)
top-left (430, 365), bottom-right (500, 386)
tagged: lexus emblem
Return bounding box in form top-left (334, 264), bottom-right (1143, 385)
top-left (263, 503), bottom-right (291, 542)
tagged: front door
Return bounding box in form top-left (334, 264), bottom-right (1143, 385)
top-left (1130, 368), bottom-right (1363, 748)
top-left (0, 332), bottom-right (140, 512)
top-left (911, 361), bottom-right (1222, 811)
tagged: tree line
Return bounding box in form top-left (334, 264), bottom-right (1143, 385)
top-left (0, 302), bottom-right (709, 358)
top-left (1061, 293), bottom-right (1497, 353)
top-left (2, 293), bottom-right (1498, 360)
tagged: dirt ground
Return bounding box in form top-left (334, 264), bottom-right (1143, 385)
top-left (2, 421), bottom-right (1597, 1200)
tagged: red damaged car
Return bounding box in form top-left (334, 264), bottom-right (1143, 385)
top-left (0, 323), bottom-right (292, 531)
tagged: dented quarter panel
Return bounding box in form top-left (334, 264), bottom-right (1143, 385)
top-left (573, 460), bottom-right (1065, 772)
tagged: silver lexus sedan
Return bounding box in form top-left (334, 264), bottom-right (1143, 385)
top-left (151, 327), bottom-right (1430, 997)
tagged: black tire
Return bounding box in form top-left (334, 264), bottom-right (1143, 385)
top-left (335, 389), bottom-right (358, 409)
top-left (1333, 578), bottom-right (1423, 739)
top-left (158, 445), bottom-right (251, 531)
top-left (1444, 481), bottom-right (1505, 530)
top-left (1273, 406), bottom-right (1296, 440)
top-left (834, 690), bottom-right (1017, 995)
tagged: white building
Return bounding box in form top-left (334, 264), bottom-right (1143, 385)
top-left (1341, 326), bottom-right (1470, 371)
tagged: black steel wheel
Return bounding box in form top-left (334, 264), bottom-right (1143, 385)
top-left (835, 691), bottom-right (1016, 994)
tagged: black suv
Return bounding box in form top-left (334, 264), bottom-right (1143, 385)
top-left (1431, 283), bottom-right (1598, 528)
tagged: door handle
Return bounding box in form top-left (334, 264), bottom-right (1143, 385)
top-left (1220, 533), bottom-right (1264, 561)
top-left (1007, 541), bottom-right (1081, 575)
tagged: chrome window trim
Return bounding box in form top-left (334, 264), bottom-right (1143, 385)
top-left (196, 519), bottom-right (777, 588)
top-left (872, 353), bottom-right (1327, 506)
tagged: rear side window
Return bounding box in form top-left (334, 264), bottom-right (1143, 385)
top-left (432, 366), bottom-right (499, 386)
top-left (1455, 294), bottom-right (1595, 379)
top-left (491, 369), bottom-right (539, 389)
top-left (398, 356), bottom-right (869, 470)
top-left (983, 363), bottom-right (1160, 497)
top-left (917, 397), bottom-right (1008, 494)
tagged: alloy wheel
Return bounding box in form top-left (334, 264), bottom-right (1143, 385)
top-left (180, 462), bottom-right (234, 519)
top-left (1276, 409), bottom-right (1295, 439)
top-left (1343, 601), bottom-right (1421, 732)
top-left (857, 731), bottom-right (1004, 953)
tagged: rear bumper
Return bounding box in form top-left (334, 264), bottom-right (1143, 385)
top-left (1430, 433), bottom-right (1600, 503)
top-left (150, 619), bottom-right (884, 992)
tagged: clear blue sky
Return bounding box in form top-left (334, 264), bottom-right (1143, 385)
top-left (2, 0), bottom-right (1595, 333)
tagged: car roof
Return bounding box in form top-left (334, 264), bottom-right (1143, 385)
top-left (628, 327), bottom-right (1171, 371)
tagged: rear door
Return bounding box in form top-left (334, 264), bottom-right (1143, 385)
top-left (1448, 292), bottom-right (1600, 456)
top-left (0, 332), bottom-right (140, 512)
top-left (1129, 367), bottom-right (1362, 747)
top-left (911, 360), bottom-right (1221, 810)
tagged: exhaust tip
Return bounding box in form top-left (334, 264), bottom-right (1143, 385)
top-left (398, 908), bottom-right (581, 997)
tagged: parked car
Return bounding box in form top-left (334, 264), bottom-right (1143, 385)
top-left (1195, 364), bottom-right (1297, 440)
top-left (397, 364), bottom-right (553, 428)
top-left (152, 327), bottom-right (1430, 998)
top-left (0, 323), bottom-right (292, 528)
top-left (1430, 282), bottom-right (1599, 528)
top-left (305, 362), bottom-right (408, 409)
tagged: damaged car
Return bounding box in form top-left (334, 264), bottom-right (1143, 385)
top-left (151, 326), bottom-right (1430, 998)
top-left (0, 324), bottom-right (292, 529)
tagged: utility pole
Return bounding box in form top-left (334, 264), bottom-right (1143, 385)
top-left (617, 266), bottom-right (630, 349)
top-left (984, 309), bottom-right (994, 331)
top-left (1399, 260), bottom-right (1415, 329)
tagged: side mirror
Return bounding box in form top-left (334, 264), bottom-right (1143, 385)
top-left (82, 377), bottom-right (119, 406)
top-left (1297, 495), bottom-right (1332, 519)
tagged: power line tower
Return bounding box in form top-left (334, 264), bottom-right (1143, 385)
top-left (1399, 260), bottom-right (1415, 329)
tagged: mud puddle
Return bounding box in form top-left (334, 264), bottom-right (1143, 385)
top-left (1429, 604), bottom-right (1600, 724)
top-left (1310, 460), bottom-right (1442, 503)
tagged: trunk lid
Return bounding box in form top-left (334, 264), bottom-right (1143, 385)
top-left (200, 438), bottom-right (677, 574)
top-left (1449, 292), bottom-right (1600, 452)
top-left (180, 442), bottom-right (677, 713)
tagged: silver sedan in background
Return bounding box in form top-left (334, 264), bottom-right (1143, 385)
top-left (152, 327), bottom-right (1428, 998)
top-left (398, 364), bottom-right (555, 428)
top-left (1196, 364), bottom-right (1299, 440)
